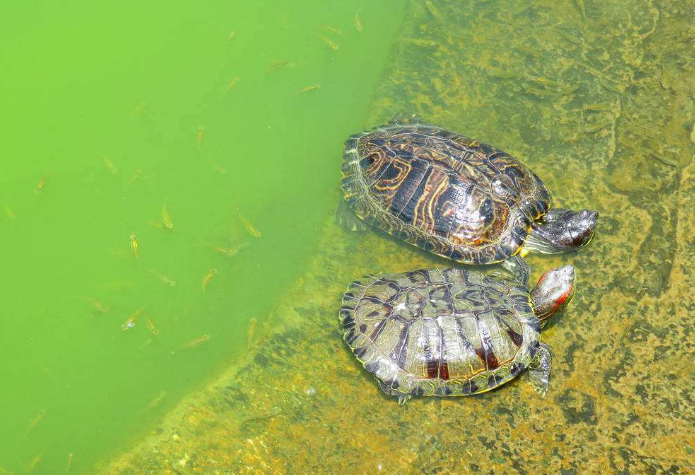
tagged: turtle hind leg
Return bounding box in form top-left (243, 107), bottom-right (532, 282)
top-left (335, 200), bottom-right (368, 232)
top-left (377, 380), bottom-right (411, 405)
top-left (384, 112), bottom-right (421, 127)
top-left (528, 342), bottom-right (552, 397)
top-left (501, 254), bottom-right (531, 286)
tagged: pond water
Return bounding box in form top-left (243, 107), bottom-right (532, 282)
top-left (0, 0), bottom-right (404, 473)
top-left (2, 0), bottom-right (694, 474)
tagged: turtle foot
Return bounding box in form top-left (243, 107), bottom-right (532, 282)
top-left (501, 254), bottom-right (531, 286)
top-left (335, 200), bottom-right (368, 232)
top-left (528, 342), bottom-right (552, 397)
top-left (397, 394), bottom-right (412, 405)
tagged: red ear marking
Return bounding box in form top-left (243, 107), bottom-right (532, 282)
top-left (552, 283), bottom-right (574, 312)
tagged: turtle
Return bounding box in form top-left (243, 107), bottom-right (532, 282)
top-left (338, 265), bottom-right (575, 403)
top-left (337, 123), bottom-right (598, 283)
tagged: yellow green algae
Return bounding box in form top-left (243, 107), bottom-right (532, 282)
top-left (99, 0), bottom-right (695, 473)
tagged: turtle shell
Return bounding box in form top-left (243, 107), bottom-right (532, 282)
top-left (339, 268), bottom-right (541, 399)
top-left (340, 124), bottom-right (551, 264)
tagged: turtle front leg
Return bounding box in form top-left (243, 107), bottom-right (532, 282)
top-left (501, 254), bottom-right (531, 286)
top-left (528, 342), bottom-right (552, 397)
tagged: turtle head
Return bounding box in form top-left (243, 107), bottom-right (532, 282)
top-left (530, 265), bottom-right (575, 324)
top-left (525, 209), bottom-right (598, 254)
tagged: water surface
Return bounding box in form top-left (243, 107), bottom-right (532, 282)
top-left (0, 0), bottom-right (405, 473)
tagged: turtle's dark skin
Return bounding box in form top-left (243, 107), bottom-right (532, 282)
top-left (339, 266), bottom-right (575, 404)
top-left (338, 123), bottom-right (598, 283)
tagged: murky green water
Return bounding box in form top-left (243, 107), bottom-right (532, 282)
top-left (0, 0), bottom-right (405, 473)
top-left (4, 0), bottom-right (695, 474)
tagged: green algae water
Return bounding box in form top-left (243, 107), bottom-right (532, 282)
top-left (0, 0), bottom-right (405, 473)
top-left (4, 0), bottom-right (695, 474)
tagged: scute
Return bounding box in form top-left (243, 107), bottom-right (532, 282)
top-left (340, 268), bottom-right (541, 399)
top-left (340, 124), bottom-right (551, 264)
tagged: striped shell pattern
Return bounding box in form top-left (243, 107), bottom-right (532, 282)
top-left (341, 124), bottom-right (551, 264)
top-left (339, 268), bottom-right (541, 398)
